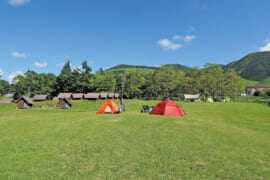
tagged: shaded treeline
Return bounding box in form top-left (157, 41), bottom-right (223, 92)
top-left (1, 61), bottom-right (244, 100)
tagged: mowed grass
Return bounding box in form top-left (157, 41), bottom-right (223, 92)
top-left (0, 100), bottom-right (269, 179)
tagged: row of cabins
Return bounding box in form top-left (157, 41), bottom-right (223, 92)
top-left (0, 93), bottom-right (121, 109)
top-left (32, 93), bottom-right (120, 102)
top-left (0, 95), bottom-right (72, 109)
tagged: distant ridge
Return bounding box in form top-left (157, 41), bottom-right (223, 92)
top-left (105, 51), bottom-right (270, 84)
top-left (106, 64), bottom-right (191, 74)
top-left (224, 51), bottom-right (270, 81)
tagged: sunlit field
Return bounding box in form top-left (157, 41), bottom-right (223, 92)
top-left (0, 100), bottom-right (269, 179)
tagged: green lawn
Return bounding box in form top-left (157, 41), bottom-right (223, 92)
top-left (0, 100), bottom-right (269, 179)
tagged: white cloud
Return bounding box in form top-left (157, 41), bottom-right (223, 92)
top-left (11, 51), bottom-right (26, 58)
top-left (0, 69), bottom-right (4, 76)
top-left (172, 35), bottom-right (196, 42)
top-left (172, 35), bottom-right (182, 40)
top-left (8, 71), bottom-right (24, 83)
top-left (34, 62), bottom-right (48, 68)
top-left (184, 35), bottom-right (196, 42)
top-left (260, 39), bottom-right (270, 51)
top-left (158, 39), bottom-right (182, 51)
top-left (8, 0), bottom-right (31, 6)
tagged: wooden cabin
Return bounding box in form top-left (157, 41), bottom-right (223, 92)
top-left (33, 94), bottom-right (48, 101)
top-left (107, 93), bottom-right (114, 99)
top-left (15, 96), bottom-right (34, 109)
top-left (58, 98), bottom-right (72, 109)
top-left (100, 93), bottom-right (107, 100)
top-left (52, 97), bottom-right (59, 101)
top-left (184, 94), bottom-right (200, 102)
top-left (0, 98), bottom-right (13, 104)
top-left (114, 93), bottom-right (120, 99)
top-left (57, 93), bottom-right (72, 100)
top-left (72, 93), bottom-right (84, 100)
top-left (84, 93), bottom-right (100, 101)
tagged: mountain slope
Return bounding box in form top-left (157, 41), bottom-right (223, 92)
top-left (257, 76), bottom-right (270, 86)
top-left (224, 52), bottom-right (270, 81)
top-left (106, 64), bottom-right (191, 74)
top-left (163, 64), bottom-right (191, 74)
top-left (106, 64), bottom-right (157, 74)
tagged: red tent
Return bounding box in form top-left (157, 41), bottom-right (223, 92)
top-left (150, 100), bottom-right (186, 116)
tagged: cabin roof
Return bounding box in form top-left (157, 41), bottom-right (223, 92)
top-left (58, 93), bottom-right (72, 99)
top-left (15, 95), bottom-right (34, 105)
top-left (72, 93), bottom-right (84, 99)
top-left (33, 94), bottom-right (48, 101)
top-left (84, 93), bottom-right (100, 99)
top-left (0, 98), bottom-right (13, 104)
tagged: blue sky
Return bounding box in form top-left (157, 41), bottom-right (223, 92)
top-left (1, 0), bottom-right (270, 82)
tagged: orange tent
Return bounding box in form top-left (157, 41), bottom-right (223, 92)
top-left (97, 100), bottom-right (119, 114)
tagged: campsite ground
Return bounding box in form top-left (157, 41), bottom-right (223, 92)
top-left (0, 100), bottom-right (269, 179)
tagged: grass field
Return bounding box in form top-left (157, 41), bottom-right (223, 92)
top-left (0, 100), bottom-right (269, 179)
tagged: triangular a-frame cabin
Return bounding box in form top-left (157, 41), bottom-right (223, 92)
top-left (97, 100), bottom-right (119, 114)
top-left (150, 100), bottom-right (186, 116)
top-left (58, 98), bottom-right (72, 109)
top-left (15, 96), bottom-right (34, 109)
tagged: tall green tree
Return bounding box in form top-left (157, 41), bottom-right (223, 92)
top-left (153, 66), bottom-right (177, 97)
top-left (0, 80), bottom-right (10, 96)
top-left (82, 60), bottom-right (92, 74)
top-left (224, 69), bottom-right (244, 101)
top-left (94, 71), bottom-right (116, 92)
top-left (123, 70), bottom-right (145, 98)
top-left (203, 63), bottom-right (225, 98)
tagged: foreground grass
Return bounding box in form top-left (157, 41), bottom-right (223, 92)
top-left (0, 101), bottom-right (269, 179)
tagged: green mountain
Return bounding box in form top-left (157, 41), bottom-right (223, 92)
top-left (163, 64), bottom-right (191, 74)
top-left (106, 64), bottom-right (191, 74)
top-left (106, 52), bottom-right (270, 83)
top-left (224, 51), bottom-right (270, 81)
top-left (106, 64), bottom-right (157, 74)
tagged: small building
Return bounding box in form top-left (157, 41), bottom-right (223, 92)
top-left (33, 94), bottom-right (48, 101)
top-left (57, 93), bottom-right (72, 99)
top-left (246, 86), bottom-right (270, 95)
top-left (114, 93), bottom-right (120, 99)
top-left (184, 94), bottom-right (200, 102)
top-left (52, 97), bottom-right (59, 101)
top-left (72, 93), bottom-right (84, 100)
top-left (107, 93), bottom-right (114, 99)
top-left (0, 98), bottom-right (13, 104)
top-left (15, 96), bottom-right (34, 109)
top-left (58, 98), bottom-right (72, 109)
top-left (100, 93), bottom-right (107, 100)
top-left (84, 93), bottom-right (100, 101)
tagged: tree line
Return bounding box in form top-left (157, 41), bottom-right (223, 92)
top-left (0, 61), bottom-right (244, 100)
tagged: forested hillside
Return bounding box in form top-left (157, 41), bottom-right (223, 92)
top-left (106, 64), bottom-right (191, 74)
top-left (224, 51), bottom-right (270, 81)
